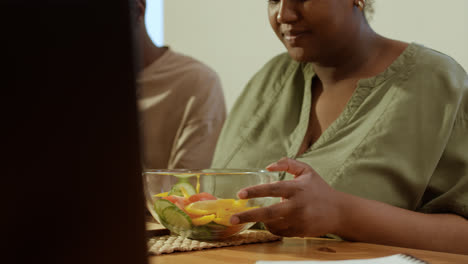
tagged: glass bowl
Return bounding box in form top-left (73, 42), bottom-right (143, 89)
top-left (143, 169), bottom-right (279, 240)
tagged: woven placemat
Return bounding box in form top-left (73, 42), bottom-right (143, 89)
top-left (147, 230), bottom-right (282, 255)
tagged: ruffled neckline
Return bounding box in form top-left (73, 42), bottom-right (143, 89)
top-left (358, 42), bottom-right (419, 88)
top-left (299, 42), bottom-right (420, 153)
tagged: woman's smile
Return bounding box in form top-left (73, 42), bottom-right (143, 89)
top-left (281, 29), bottom-right (312, 46)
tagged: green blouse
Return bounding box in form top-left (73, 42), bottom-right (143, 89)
top-left (212, 43), bottom-right (468, 218)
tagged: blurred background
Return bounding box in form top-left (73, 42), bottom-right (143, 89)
top-left (148, 0), bottom-right (468, 111)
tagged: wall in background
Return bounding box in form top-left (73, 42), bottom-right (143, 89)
top-left (164, 0), bottom-right (283, 111)
top-left (162, 0), bottom-right (468, 111)
top-left (371, 0), bottom-right (468, 74)
top-left (146, 0), bottom-right (164, 46)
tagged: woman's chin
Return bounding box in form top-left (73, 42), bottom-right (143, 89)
top-left (287, 48), bottom-right (316, 63)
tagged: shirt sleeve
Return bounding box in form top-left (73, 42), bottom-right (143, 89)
top-left (168, 67), bottom-right (226, 169)
top-left (418, 74), bottom-right (468, 219)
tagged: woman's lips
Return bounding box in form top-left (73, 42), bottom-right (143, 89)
top-left (282, 31), bottom-right (310, 44)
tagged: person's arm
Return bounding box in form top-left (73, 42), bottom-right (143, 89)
top-left (168, 67), bottom-right (226, 169)
top-left (336, 189), bottom-right (468, 254)
top-left (231, 158), bottom-right (468, 255)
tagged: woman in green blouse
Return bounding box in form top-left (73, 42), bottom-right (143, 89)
top-left (211, 0), bottom-right (468, 254)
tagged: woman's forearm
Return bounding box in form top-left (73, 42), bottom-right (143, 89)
top-left (334, 191), bottom-right (468, 255)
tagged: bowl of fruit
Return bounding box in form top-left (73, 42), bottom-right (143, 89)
top-left (143, 169), bottom-right (279, 240)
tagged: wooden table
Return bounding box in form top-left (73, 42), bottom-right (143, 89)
top-left (146, 223), bottom-right (468, 264)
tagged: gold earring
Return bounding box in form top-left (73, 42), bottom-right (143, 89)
top-left (354, 0), bottom-right (365, 11)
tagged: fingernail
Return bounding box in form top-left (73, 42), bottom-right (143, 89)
top-left (230, 216), bottom-right (240, 225)
top-left (237, 190), bottom-right (247, 199)
top-left (266, 163), bottom-right (276, 170)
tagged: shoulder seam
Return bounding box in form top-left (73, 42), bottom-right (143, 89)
top-left (221, 57), bottom-right (299, 167)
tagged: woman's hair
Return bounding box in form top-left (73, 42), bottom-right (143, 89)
top-left (364, 0), bottom-right (375, 21)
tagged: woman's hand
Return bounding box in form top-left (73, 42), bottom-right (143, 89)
top-left (230, 157), bottom-right (344, 237)
top-left (230, 160), bottom-right (468, 254)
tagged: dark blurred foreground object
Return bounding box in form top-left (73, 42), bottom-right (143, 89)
top-left (1, 1), bottom-right (148, 263)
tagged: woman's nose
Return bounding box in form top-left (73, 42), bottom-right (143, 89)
top-left (277, 0), bottom-right (299, 24)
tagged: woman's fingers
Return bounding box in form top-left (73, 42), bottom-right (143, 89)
top-left (230, 200), bottom-right (295, 225)
top-left (237, 180), bottom-right (298, 199)
top-left (266, 157), bottom-right (316, 178)
top-left (265, 223), bottom-right (302, 237)
top-left (262, 217), bottom-right (305, 237)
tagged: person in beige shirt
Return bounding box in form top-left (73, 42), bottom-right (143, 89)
top-left (134, 0), bottom-right (226, 169)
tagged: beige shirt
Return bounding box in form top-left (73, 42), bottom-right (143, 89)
top-left (138, 48), bottom-right (226, 169)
